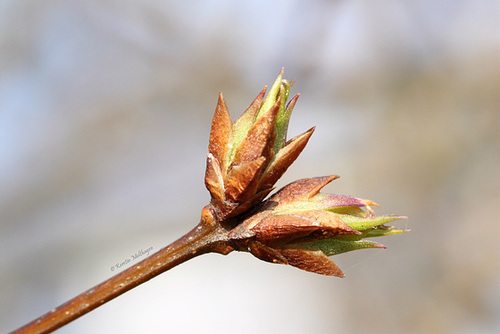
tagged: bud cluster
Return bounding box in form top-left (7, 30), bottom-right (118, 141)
top-left (203, 69), bottom-right (407, 276)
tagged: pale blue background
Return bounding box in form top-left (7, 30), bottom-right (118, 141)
top-left (1, 1), bottom-right (499, 333)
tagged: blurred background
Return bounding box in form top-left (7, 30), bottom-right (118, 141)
top-left (1, 1), bottom-right (498, 333)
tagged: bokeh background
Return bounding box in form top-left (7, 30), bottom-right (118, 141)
top-left (1, 1), bottom-right (498, 333)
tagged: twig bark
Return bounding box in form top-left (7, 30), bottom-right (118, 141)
top-left (10, 221), bottom-right (231, 334)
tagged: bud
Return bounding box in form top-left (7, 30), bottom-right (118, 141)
top-left (228, 175), bottom-right (407, 277)
top-left (205, 68), bottom-right (314, 220)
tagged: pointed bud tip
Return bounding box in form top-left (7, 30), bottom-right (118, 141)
top-left (259, 86), bottom-right (267, 96)
top-left (326, 174), bottom-right (340, 182)
top-left (285, 93), bottom-right (300, 111)
top-left (390, 215), bottom-right (408, 222)
top-left (363, 199), bottom-right (379, 207)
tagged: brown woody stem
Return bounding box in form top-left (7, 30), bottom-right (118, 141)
top-left (10, 221), bottom-right (231, 334)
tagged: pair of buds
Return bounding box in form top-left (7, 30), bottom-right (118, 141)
top-left (202, 69), bottom-right (407, 277)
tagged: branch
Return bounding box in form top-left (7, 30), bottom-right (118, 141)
top-left (10, 221), bottom-right (232, 334)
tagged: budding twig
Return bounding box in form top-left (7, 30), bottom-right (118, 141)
top-left (10, 69), bottom-right (407, 333)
